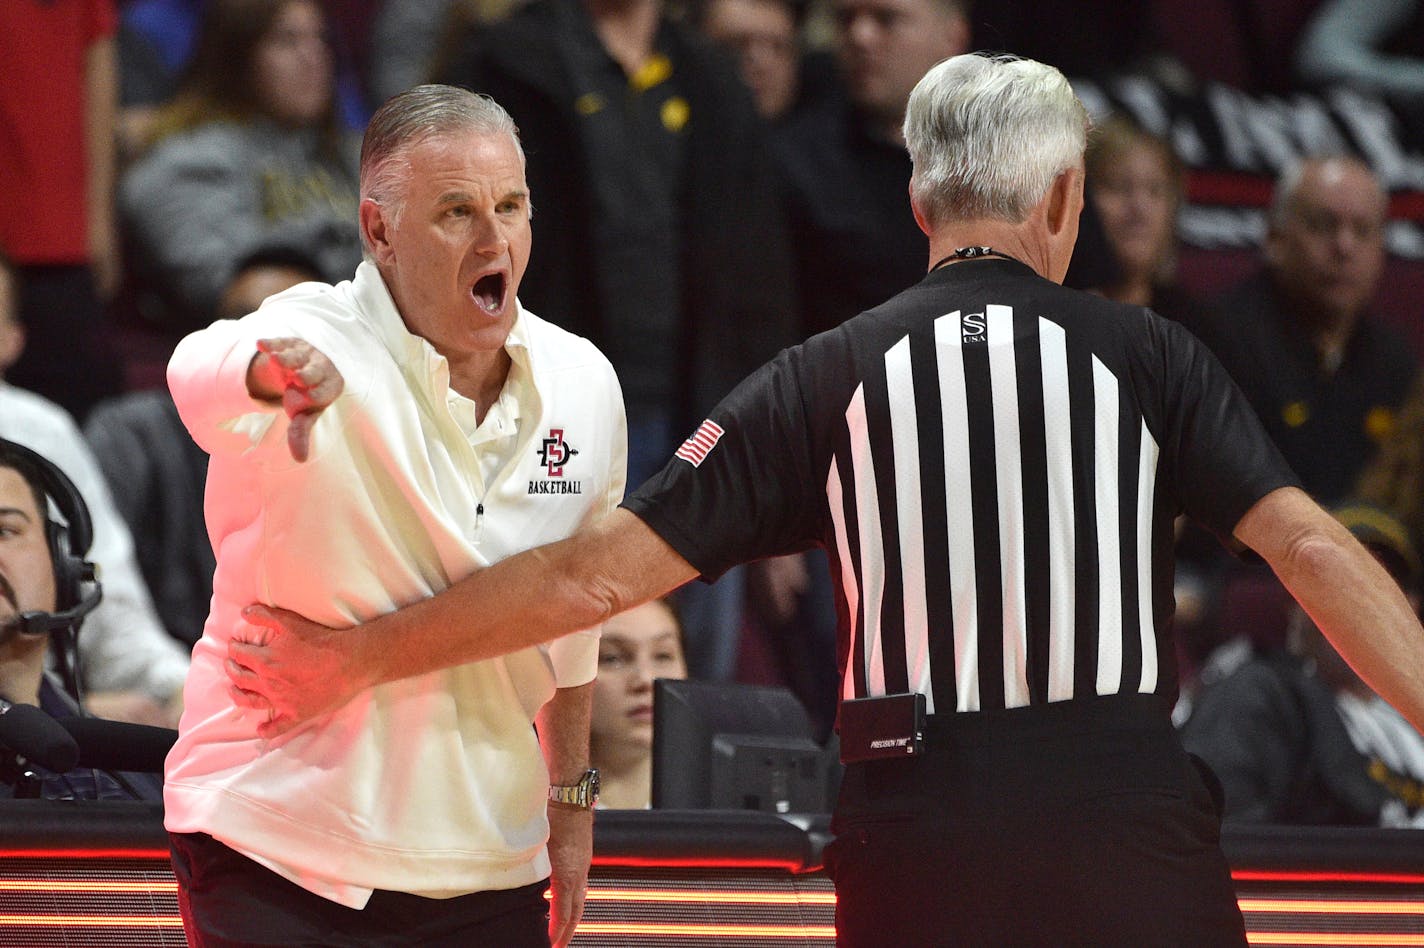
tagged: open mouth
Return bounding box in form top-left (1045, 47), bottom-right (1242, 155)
top-left (472, 273), bottom-right (507, 316)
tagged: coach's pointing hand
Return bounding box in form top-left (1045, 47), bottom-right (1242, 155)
top-left (245, 337), bottom-right (344, 462)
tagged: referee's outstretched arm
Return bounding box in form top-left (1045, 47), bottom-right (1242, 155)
top-left (228, 509), bottom-right (699, 734)
top-left (1237, 485), bottom-right (1424, 734)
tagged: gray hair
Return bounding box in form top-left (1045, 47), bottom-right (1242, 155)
top-left (1268, 155), bottom-right (1384, 229)
top-left (359, 84), bottom-right (525, 253)
top-left (904, 53), bottom-right (1088, 228)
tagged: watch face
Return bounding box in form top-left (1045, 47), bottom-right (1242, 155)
top-left (585, 769), bottom-right (601, 801)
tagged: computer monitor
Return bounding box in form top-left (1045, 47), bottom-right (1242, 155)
top-left (652, 679), bottom-right (830, 814)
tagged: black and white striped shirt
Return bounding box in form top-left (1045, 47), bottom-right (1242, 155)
top-left (627, 258), bottom-right (1297, 714)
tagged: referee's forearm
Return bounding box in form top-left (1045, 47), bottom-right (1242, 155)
top-left (1240, 487), bottom-right (1424, 734)
top-left (351, 509), bottom-right (697, 687)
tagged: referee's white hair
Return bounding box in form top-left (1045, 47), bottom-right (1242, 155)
top-left (359, 84), bottom-right (527, 256)
top-left (904, 53), bottom-right (1088, 228)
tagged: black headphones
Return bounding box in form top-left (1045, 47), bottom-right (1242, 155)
top-left (0, 438), bottom-right (99, 634)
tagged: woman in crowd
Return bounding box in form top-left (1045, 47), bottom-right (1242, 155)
top-left (1086, 114), bottom-right (1211, 335)
top-left (119, 0), bottom-right (362, 329)
top-left (590, 598), bottom-right (689, 810)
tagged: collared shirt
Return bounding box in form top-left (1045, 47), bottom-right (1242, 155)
top-left (164, 261), bottom-right (627, 907)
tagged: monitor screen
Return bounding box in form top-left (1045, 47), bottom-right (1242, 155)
top-left (652, 679), bottom-right (831, 813)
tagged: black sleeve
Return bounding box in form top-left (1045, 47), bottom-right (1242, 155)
top-left (1154, 315), bottom-right (1302, 544)
top-left (622, 348), bottom-right (821, 581)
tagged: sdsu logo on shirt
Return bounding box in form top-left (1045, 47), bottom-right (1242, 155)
top-left (530, 428), bottom-right (583, 494)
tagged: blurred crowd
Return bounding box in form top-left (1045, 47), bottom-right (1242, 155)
top-left (2, 0), bottom-right (1423, 822)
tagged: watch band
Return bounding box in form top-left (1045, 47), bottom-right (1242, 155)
top-left (548, 769), bottom-right (600, 809)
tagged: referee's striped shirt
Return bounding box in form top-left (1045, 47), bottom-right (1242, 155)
top-left (626, 259), bottom-right (1298, 715)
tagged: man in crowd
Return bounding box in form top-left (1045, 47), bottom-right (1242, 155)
top-left (0, 251), bottom-right (189, 725)
top-left (225, 56), bottom-right (1424, 945)
top-left (1188, 156), bottom-right (1420, 658)
top-left (0, 438), bottom-right (162, 801)
top-left (1201, 156), bottom-right (1419, 506)
top-left (164, 85), bottom-right (625, 946)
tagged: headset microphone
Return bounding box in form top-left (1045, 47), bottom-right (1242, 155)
top-left (3, 583), bottom-right (103, 640)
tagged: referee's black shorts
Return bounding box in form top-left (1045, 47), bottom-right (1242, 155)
top-left (824, 693), bottom-right (1247, 948)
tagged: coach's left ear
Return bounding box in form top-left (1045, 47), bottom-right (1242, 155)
top-left (359, 198), bottom-right (395, 266)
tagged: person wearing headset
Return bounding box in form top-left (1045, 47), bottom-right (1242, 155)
top-left (0, 251), bottom-right (190, 725)
top-left (0, 437), bottom-right (162, 801)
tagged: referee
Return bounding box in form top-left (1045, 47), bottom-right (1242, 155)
top-left (228, 54), bottom-right (1424, 946)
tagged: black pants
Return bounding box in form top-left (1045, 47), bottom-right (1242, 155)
top-left (824, 695), bottom-right (1248, 948)
top-left (169, 832), bottom-right (550, 947)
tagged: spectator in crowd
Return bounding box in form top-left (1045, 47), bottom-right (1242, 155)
top-left (1181, 502), bottom-right (1424, 827)
top-left (694, 0), bottom-right (807, 123)
top-left (1199, 156), bottom-right (1419, 507)
top-left (590, 598), bottom-right (688, 810)
top-left (1086, 115), bottom-right (1213, 336)
top-left (438, 0), bottom-right (797, 681)
top-left (0, 0), bottom-right (125, 422)
top-left (0, 438), bottom-right (165, 802)
top-left (0, 253), bottom-right (189, 725)
top-left (1184, 157), bottom-right (1419, 665)
top-left (1355, 370), bottom-right (1424, 556)
top-left (439, 0), bottom-right (795, 485)
top-left (120, 0), bottom-right (363, 331)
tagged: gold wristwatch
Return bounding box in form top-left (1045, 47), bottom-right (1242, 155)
top-left (548, 769), bottom-right (600, 809)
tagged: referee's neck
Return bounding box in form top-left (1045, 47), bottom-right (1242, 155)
top-left (917, 165), bottom-right (1084, 284)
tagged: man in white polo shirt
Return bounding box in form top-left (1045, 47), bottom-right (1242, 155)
top-left (164, 85), bottom-right (625, 947)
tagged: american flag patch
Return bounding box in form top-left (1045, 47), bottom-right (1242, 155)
top-left (674, 419), bottom-right (725, 467)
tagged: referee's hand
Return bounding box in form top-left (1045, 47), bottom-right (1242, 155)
top-left (226, 604), bottom-right (360, 736)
